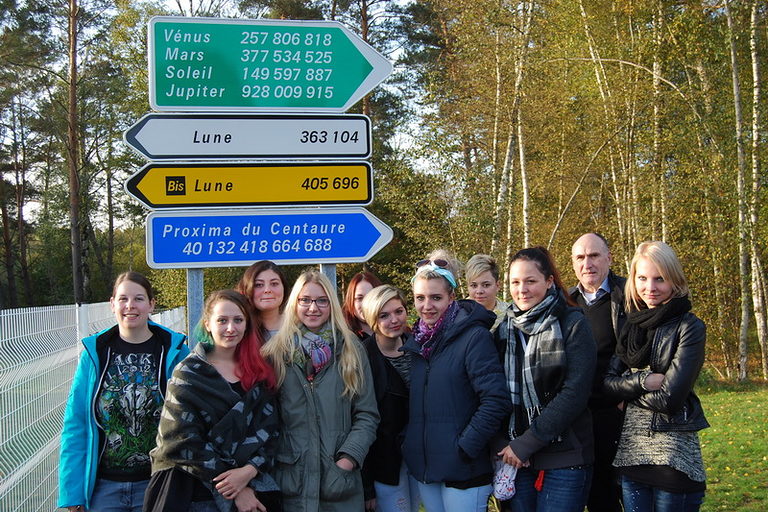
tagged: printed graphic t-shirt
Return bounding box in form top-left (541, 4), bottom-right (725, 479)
top-left (96, 335), bottom-right (163, 481)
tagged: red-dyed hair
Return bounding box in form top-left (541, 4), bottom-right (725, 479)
top-left (202, 290), bottom-right (277, 391)
top-left (342, 271), bottom-right (383, 336)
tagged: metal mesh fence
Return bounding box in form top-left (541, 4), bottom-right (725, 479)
top-left (0, 304), bottom-right (186, 512)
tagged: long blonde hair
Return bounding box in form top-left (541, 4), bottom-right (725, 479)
top-left (261, 269), bottom-right (365, 397)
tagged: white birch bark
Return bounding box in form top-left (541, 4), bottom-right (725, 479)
top-left (748, 0), bottom-right (767, 379)
top-left (725, 0), bottom-right (752, 381)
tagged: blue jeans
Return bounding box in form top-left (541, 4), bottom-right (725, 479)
top-left (89, 478), bottom-right (148, 512)
top-left (417, 481), bottom-right (491, 512)
top-left (621, 476), bottom-right (704, 512)
top-left (508, 466), bottom-right (592, 512)
top-left (374, 462), bottom-right (421, 512)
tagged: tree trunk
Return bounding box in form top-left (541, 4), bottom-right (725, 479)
top-left (491, 2), bottom-right (532, 255)
top-left (652, 0), bottom-right (666, 241)
top-left (491, 131), bottom-right (514, 256)
top-left (0, 175), bottom-right (18, 307)
top-left (517, 107), bottom-right (530, 247)
top-left (504, 155), bottom-right (517, 299)
top-left (67, 0), bottom-right (84, 304)
top-left (359, 0), bottom-right (371, 116)
top-left (725, 0), bottom-right (751, 381)
top-left (12, 100), bottom-right (33, 304)
top-left (692, 54), bottom-right (735, 379)
top-left (748, 0), bottom-right (767, 379)
top-left (106, 160), bottom-right (115, 284)
top-left (579, 0), bottom-right (630, 262)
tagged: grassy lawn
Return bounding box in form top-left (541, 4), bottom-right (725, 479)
top-left (699, 382), bottom-right (768, 511)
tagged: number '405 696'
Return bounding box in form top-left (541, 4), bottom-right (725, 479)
top-left (301, 177), bottom-right (360, 190)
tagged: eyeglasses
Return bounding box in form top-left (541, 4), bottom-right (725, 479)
top-left (416, 258), bottom-right (449, 269)
top-left (297, 297), bottom-right (331, 308)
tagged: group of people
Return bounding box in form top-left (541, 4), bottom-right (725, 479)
top-left (58, 233), bottom-right (708, 512)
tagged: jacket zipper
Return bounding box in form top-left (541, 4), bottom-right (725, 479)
top-left (93, 346), bottom-right (111, 463)
top-left (157, 344), bottom-right (166, 399)
top-left (421, 361), bottom-right (430, 482)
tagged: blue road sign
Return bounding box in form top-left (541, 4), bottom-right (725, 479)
top-left (146, 208), bottom-right (393, 268)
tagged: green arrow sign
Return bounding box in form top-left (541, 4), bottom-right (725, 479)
top-left (149, 16), bottom-right (392, 112)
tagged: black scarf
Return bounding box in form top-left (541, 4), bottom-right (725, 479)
top-left (617, 296), bottom-right (691, 368)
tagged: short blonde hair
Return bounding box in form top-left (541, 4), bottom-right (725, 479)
top-left (625, 241), bottom-right (689, 310)
top-left (361, 285), bottom-right (408, 333)
top-left (413, 248), bottom-right (461, 292)
top-left (262, 269), bottom-right (365, 397)
top-left (465, 254), bottom-right (500, 283)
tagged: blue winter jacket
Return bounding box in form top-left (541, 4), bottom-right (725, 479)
top-left (401, 300), bottom-right (512, 484)
top-left (57, 322), bottom-right (188, 509)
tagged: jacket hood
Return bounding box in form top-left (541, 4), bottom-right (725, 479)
top-left (445, 299), bottom-right (496, 335)
top-left (84, 320), bottom-right (184, 347)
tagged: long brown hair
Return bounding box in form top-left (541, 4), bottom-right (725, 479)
top-left (341, 271), bottom-right (382, 335)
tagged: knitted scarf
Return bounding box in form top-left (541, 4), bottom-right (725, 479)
top-left (293, 323), bottom-right (335, 380)
top-left (412, 300), bottom-right (459, 359)
top-left (617, 296), bottom-right (691, 368)
top-left (504, 288), bottom-right (566, 437)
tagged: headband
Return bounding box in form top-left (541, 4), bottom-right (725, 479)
top-left (412, 264), bottom-right (457, 289)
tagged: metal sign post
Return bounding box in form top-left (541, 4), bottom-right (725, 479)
top-left (186, 268), bottom-right (204, 343)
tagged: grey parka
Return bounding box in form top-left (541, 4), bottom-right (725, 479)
top-left (273, 331), bottom-right (379, 511)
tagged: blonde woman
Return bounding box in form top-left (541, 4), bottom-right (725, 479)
top-left (262, 269), bottom-right (379, 512)
top-left (604, 242), bottom-right (707, 511)
top-left (360, 285), bottom-right (420, 512)
top-left (402, 250), bottom-right (511, 512)
top-left (465, 254), bottom-right (508, 332)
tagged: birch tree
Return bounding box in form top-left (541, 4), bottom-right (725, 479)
top-left (725, 0), bottom-right (751, 381)
top-left (748, 0), bottom-right (767, 378)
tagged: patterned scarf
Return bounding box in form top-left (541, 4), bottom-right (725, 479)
top-left (412, 301), bottom-right (459, 359)
top-left (293, 323), bottom-right (334, 381)
top-left (504, 288), bottom-right (566, 437)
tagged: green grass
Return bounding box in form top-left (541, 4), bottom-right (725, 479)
top-left (699, 382), bottom-right (768, 511)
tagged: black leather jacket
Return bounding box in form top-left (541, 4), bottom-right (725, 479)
top-left (603, 311), bottom-right (709, 432)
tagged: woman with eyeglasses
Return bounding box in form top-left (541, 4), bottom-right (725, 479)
top-left (402, 250), bottom-right (511, 512)
top-left (342, 271), bottom-right (383, 340)
top-left (604, 242), bottom-right (707, 511)
top-left (262, 269), bottom-right (379, 512)
top-left (235, 260), bottom-right (289, 341)
top-left (494, 247), bottom-right (596, 512)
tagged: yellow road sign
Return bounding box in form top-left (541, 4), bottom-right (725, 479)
top-left (125, 162), bottom-right (372, 209)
